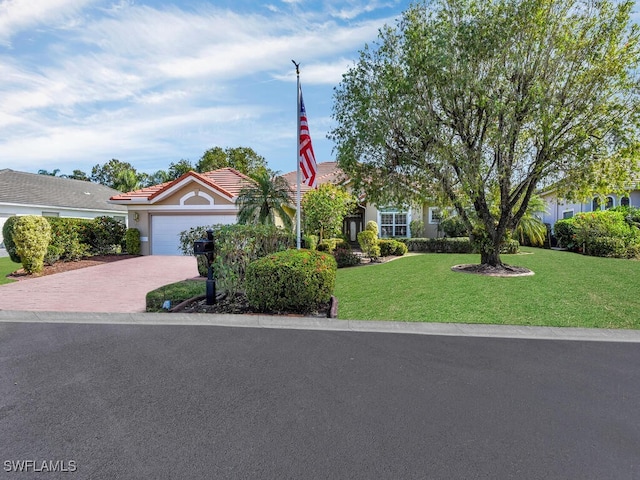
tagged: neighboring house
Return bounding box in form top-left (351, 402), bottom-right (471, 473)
top-left (0, 169), bottom-right (127, 246)
top-left (109, 168), bottom-right (255, 255)
top-left (539, 187), bottom-right (640, 227)
top-left (281, 162), bottom-right (442, 241)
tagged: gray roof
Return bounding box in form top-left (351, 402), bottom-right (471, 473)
top-left (0, 169), bottom-right (126, 212)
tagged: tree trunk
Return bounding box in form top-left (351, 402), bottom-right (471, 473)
top-left (480, 249), bottom-right (503, 267)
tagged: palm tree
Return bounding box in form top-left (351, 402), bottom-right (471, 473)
top-left (236, 171), bottom-right (293, 230)
top-left (513, 195), bottom-right (548, 246)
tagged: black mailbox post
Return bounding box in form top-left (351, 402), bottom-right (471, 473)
top-left (193, 229), bottom-right (216, 305)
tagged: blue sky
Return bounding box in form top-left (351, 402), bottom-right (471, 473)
top-left (0, 0), bottom-right (411, 177)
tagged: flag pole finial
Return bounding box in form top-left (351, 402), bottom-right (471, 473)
top-left (291, 59), bottom-right (300, 76)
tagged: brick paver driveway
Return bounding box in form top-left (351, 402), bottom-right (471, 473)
top-left (0, 256), bottom-right (198, 313)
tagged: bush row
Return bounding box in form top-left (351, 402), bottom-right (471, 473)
top-left (179, 223), bottom-right (296, 295)
top-left (3, 215), bottom-right (135, 274)
top-left (402, 237), bottom-right (519, 254)
top-left (554, 207), bottom-right (640, 258)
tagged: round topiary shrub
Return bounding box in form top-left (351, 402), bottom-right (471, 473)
top-left (2, 215), bottom-right (22, 263)
top-left (245, 249), bottom-right (337, 314)
top-left (12, 215), bottom-right (52, 274)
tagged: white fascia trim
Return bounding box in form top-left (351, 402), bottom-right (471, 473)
top-left (180, 190), bottom-right (215, 206)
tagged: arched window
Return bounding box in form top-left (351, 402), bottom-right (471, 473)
top-left (605, 197), bottom-right (614, 210)
top-left (621, 196), bottom-right (630, 207)
top-left (592, 197), bottom-right (601, 211)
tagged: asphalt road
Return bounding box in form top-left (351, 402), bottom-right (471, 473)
top-left (1, 322), bottom-right (639, 480)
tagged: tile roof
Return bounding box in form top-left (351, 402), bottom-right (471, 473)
top-left (109, 168), bottom-right (256, 202)
top-left (0, 169), bottom-right (126, 212)
top-left (281, 162), bottom-right (348, 194)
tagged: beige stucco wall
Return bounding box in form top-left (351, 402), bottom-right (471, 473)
top-left (159, 188), bottom-right (234, 206)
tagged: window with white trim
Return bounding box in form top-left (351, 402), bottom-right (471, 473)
top-left (621, 196), bottom-right (630, 207)
top-left (379, 210), bottom-right (408, 238)
top-left (428, 207), bottom-right (443, 224)
top-left (562, 210), bottom-right (574, 219)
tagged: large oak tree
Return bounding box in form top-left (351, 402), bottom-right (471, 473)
top-left (330, 0), bottom-right (640, 268)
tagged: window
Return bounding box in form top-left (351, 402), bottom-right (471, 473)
top-left (428, 207), bottom-right (443, 224)
top-left (621, 196), bottom-right (630, 207)
top-left (592, 197), bottom-right (600, 211)
top-left (605, 197), bottom-right (614, 210)
top-left (562, 210), bottom-right (574, 219)
top-left (379, 211), bottom-right (408, 238)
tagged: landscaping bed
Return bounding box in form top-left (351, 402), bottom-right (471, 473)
top-left (7, 254), bottom-right (139, 280)
top-left (171, 291), bottom-right (337, 318)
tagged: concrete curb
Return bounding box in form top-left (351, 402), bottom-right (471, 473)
top-left (0, 310), bottom-right (639, 343)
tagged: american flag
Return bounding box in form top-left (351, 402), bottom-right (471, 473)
top-left (298, 87), bottom-right (317, 189)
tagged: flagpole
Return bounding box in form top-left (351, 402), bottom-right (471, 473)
top-left (293, 60), bottom-right (301, 250)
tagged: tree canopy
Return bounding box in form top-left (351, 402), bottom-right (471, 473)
top-left (196, 146), bottom-right (268, 177)
top-left (236, 170), bottom-right (294, 230)
top-left (330, 0), bottom-right (640, 267)
top-left (302, 184), bottom-right (356, 242)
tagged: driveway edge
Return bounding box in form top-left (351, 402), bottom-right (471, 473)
top-left (0, 310), bottom-right (639, 343)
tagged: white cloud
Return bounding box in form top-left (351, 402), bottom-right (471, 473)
top-left (0, 0), bottom-right (98, 46)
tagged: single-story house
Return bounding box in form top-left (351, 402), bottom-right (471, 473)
top-left (0, 169), bottom-right (127, 246)
top-left (539, 187), bottom-right (640, 227)
top-left (109, 168), bottom-right (255, 255)
top-left (282, 162), bottom-right (443, 242)
top-left (109, 163), bottom-right (446, 256)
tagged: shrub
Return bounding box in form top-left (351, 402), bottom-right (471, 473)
top-left (44, 217), bottom-right (91, 265)
top-left (318, 238), bottom-right (350, 253)
top-left (2, 216), bottom-right (21, 263)
top-left (12, 215), bottom-right (51, 274)
top-left (554, 218), bottom-right (578, 251)
top-left (178, 224), bottom-right (295, 294)
top-left (500, 239), bottom-right (520, 254)
top-left (379, 239), bottom-right (408, 257)
top-left (403, 237), bottom-right (473, 253)
top-left (409, 219), bottom-right (425, 237)
top-left (585, 236), bottom-right (628, 258)
top-left (245, 249), bottom-right (337, 314)
top-left (357, 229), bottom-right (380, 259)
top-left (333, 247), bottom-right (361, 268)
top-left (125, 228), bottom-right (141, 255)
top-left (302, 234), bottom-right (318, 250)
top-left (82, 216), bottom-right (127, 254)
top-left (366, 220), bottom-right (379, 233)
top-left (440, 216), bottom-right (468, 237)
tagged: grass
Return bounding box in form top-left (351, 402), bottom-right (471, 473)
top-left (0, 257), bottom-right (20, 285)
top-left (334, 248), bottom-right (640, 329)
top-left (146, 279), bottom-right (206, 312)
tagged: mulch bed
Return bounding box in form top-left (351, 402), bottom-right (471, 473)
top-left (172, 291), bottom-right (337, 318)
top-left (451, 263), bottom-right (534, 277)
top-left (7, 254), bottom-right (140, 280)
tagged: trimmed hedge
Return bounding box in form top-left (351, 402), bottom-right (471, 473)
top-left (403, 237), bottom-right (473, 253)
top-left (2, 216), bottom-right (21, 263)
top-left (245, 249), bottom-right (337, 314)
top-left (125, 228), bottom-right (141, 255)
top-left (45, 217), bottom-right (91, 265)
top-left (357, 229), bottom-right (380, 259)
top-left (178, 223), bottom-right (296, 294)
top-left (379, 239), bottom-right (408, 256)
top-left (13, 215), bottom-right (51, 274)
top-left (317, 237), bottom-right (350, 253)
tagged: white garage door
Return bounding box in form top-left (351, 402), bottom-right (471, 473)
top-left (0, 216), bottom-right (8, 246)
top-left (151, 215), bottom-right (236, 255)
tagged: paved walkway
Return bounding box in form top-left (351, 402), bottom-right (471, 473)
top-left (0, 256), bottom-right (198, 313)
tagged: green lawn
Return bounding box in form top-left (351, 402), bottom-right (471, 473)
top-left (0, 257), bottom-right (19, 285)
top-left (334, 248), bottom-right (640, 329)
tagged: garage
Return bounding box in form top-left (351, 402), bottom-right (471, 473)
top-left (151, 214), bottom-right (236, 255)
